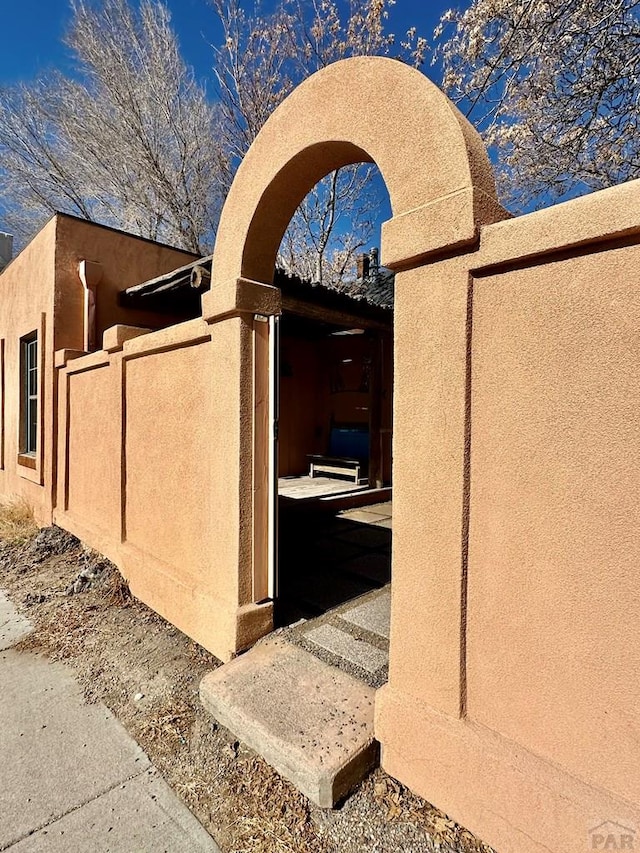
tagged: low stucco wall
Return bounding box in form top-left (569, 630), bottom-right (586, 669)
top-left (55, 306), bottom-right (273, 662)
top-left (469, 244), bottom-right (639, 805)
top-left (0, 217), bottom-right (277, 662)
top-left (376, 178), bottom-right (640, 853)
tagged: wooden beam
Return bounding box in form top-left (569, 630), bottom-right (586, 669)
top-left (190, 265), bottom-right (211, 290)
top-left (123, 254), bottom-right (213, 296)
top-left (281, 295), bottom-right (391, 332)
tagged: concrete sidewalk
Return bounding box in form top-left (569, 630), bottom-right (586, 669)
top-left (0, 591), bottom-right (220, 853)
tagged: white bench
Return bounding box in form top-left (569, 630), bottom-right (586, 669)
top-left (308, 455), bottom-right (361, 483)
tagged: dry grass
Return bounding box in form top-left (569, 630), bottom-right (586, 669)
top-left (224, 755), bottom-right (318, 853)
top-left (1, 526), bottom-right (497, 853)
top-left (0, 496), bottom-right (38, 544)
top-left (140, 699), bottom-right (195, 749)
top-left (99, 565), bottom-right (133, 607)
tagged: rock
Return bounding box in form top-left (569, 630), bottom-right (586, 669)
top-left (223, 741), bottom-right (239, 760)
top-left (65, 549), bottom-right (111, 595)
top-left (25, 526), bottom-right (80, 564)
top-left (23, 592), bottom-right (46, 606)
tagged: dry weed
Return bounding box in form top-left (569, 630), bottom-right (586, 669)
top-left (141, 700), bottom-right (194, 749)
top-left (99, 565), bottom-right (132, 606)
top-left (17, 599), bottom-right (92, 661)
top-left (372, 775), bottom-right (495, 852)
top-left (0, 496), bottom-right (38, 544)
top-left (225, 755), bottom-right (318, 853)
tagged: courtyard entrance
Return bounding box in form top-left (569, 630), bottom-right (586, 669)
top-left (279, 502), bottom-right (391, 688)
top-left (273, 303), bottom-right (393, 634)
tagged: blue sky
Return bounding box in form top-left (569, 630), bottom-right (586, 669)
top-left (0, 0), bottom-right (450, 87)
top-left (0, 0), bottom-right (455, 252)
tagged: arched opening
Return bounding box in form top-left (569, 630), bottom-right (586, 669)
top-left (210, 57), bottom-right (500, 293)
top-left (273, 165), bottom-right (394, 651)
top-left (198, 54), bottom-right (512, 817)
top-left (205, 55), bottom-right (502, 658)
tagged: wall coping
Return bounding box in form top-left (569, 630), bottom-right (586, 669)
top-left (475, 178), bottom-right (640, 273)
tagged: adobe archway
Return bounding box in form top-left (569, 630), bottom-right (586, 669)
top-left (204, 52), bottom-right (506, 657)
top-left (208, 56), bottom-right (504, 289)
top-left (204, 53), bottom-right (508, 838)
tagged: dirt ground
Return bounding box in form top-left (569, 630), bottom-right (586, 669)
top-left (0, 512), bottom-right (495, 853)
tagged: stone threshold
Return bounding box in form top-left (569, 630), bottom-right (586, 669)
top-left (199, 637), bottom-right (378, 808)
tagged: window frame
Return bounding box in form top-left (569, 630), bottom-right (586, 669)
top-left (18, 329), bottom-right (39, 471)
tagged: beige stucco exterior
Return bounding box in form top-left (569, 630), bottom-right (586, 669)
top-left (206, 59), bottom-right (640, 852)
top-left (1, 57), bottom-right (639, 852)
top-left (0, 218), bottom-right (56, 520)
top-left (0, 214), bottom-right (195, 524)
top-left (54, 313), bottom-right (272, 659)
top-left (376, 182), bottom-right (640, 852)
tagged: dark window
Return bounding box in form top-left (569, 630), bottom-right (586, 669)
top-left (21, 333), bottom-right (38, 455)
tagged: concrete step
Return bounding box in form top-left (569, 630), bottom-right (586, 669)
top-left (199, 638), bottom-right (378, 808)
top-left (284, 586), bottom-right (390, 689)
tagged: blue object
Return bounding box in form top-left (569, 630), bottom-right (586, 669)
top-left (329, 427), bottom-right (369, 461)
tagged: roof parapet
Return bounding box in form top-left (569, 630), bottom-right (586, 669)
top-left (0, 233), bottom-right (13, 272)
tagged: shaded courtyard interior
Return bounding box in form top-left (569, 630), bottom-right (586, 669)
top-left (274, 285), bottom-right (394, 687)
top-left (276, 499), bottom-right (392, 687)
top-left (277, 311), bottom-right (393, 490)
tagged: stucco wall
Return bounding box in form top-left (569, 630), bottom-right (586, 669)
top-left (279, 335), bottom-right (324, 476)
top-left (125, 342), bottom-right (216, 576)
top-left (468, 244), bottom-right (640, 804)
top-left (0, 213), bottom-right (201, 526)
top-left (55, 309), bottom-right (272, 662)
top-left (66, 361), bottom-right (122, 539)
top-left (0, 219), bottom-right (57, 523)
top-left (54, 214), bottom-right (197, 345)
top-left (376, 179), bottom-right (640, 853)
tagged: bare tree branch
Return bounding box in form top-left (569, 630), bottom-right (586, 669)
top-left (0, 0), bottom-right (228, 252)
top-left (434, 0), bottom-right (640, 210)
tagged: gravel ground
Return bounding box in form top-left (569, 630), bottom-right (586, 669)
top-left (0, 520), bottom-right (495, 853)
